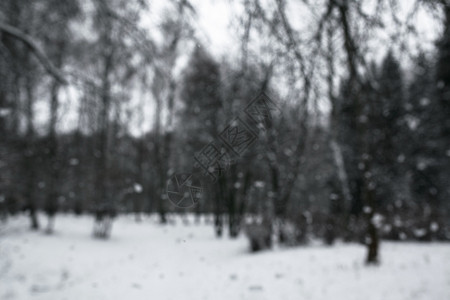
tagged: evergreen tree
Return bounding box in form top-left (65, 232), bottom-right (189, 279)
top-left (372, 51), bottom-right (405, 209)
top-left (407, 53), bottom-right (440, 226)
top-left (435, 3), bottom-right (450, 210)
top-left (179, 45), bottom-right (222, 153)
top-left (179, 45), bottom-right (224, 234)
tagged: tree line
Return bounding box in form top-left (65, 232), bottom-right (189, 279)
top-left (0, 0), bottom-right (449, 264)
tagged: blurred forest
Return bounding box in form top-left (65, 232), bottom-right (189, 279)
top-left (0, 0), bottom-right (449, 264)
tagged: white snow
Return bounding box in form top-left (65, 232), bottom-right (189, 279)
top-left (0, 108), bottom-right (11, 117)
top-left (133, 184), bottom-right (143, 194)
top-left (0, 214), bottom-right (449, 300)
top-left (414, 228), bottom-right (427, 238)
top-left (363, 206), bottom-right (372, 214)
top-left (371, 213), bottom-right (384, 228)
top-left (430, 222), bottom-right (439, 232)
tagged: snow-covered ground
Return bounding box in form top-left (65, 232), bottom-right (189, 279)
top-left (0, 214), bottom-right (449, 300)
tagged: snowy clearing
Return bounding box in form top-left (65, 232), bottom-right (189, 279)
top-left (0, 214), bottom-right (449, 300)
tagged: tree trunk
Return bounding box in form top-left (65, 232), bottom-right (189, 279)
top-left (24, 65), bottom-right (39, 230)
top-left (93, 24), bottom-right (114, 238)
top-left (45, 55), bottom-right (62, 233)
top-left (338, 0), bottom-right (380, 264)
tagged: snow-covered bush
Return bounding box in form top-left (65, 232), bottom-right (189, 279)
top-left (244, 221), bottom-right (272, 252)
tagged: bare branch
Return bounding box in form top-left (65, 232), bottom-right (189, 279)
top-left (0, 22), bottom-right (67, 84)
